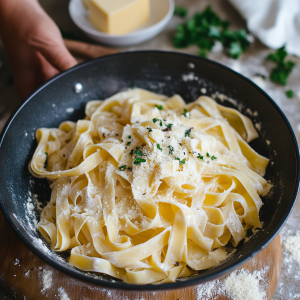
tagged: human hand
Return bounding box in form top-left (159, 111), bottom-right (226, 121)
top-left (0, 0), bottom-right (77, 100)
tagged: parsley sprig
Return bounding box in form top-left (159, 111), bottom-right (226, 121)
top-left (157, 144), bottom-right (163, 151)
top-left (267, 45), bottom-right (296, 85)
top-left (181, 108), bottom-right (190, 118)
top-left (119, 165), bottom-right (127, 171)
top-left (174, 6), bottom-right (187, 18)
top-left (197, 153), bottom-right (204, 160)
top-left (185, 127), bottom-right (194, 138)
top-left (286, 90), bottom-right (294, 98)
top-left (173, 6), bottom-right (251, 59)
top-left (153, 118), bottom-right (163, 126)
top-left (168, 145), bottom-right (174, 155)
top-left (175, 157), bottom-right (186, 165)
top-left (154, 104), bottom-right (163, 110)
top-left (134, 157), bottom-right (146, 165)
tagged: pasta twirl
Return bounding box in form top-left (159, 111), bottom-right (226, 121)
top-left (30, 88), bottom-right (272, 284)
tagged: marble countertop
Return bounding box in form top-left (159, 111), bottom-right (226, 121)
top-left (0, 0), bottom-right (300, 299)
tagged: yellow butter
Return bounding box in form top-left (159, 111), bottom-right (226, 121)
top-left (88, 0), bottom-right (150, 35)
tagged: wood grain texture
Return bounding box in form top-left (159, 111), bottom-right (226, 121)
top-left (0, 211), bottom-right (281, 300)
top-left (63, 38), bottom-right (117, 60)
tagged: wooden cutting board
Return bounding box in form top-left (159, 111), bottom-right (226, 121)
top-left (0, 210), bottom-right (281, 300)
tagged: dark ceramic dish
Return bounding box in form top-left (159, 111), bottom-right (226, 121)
top-left (0, 51), bottom-right (299, 291)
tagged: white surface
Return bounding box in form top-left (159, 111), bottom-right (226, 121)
top-left (69, 0), bottom-right (174, 46)
top-left (229, 0), bottom-right (300, 57)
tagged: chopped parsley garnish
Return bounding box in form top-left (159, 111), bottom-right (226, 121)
top-left (197, 153), bottom-right (204, 160)
top-left (134, 157), bottom-right (146, 165)
top-left (206, 152), bottom-right (210, 157)
top-left (174, 6), bottom-right (187, 18)
top-left (153, 118), bottom-right (162, 126)
top-left (147, 127), bottom-right (152, 132)
top-left (181, 108), bottom-right (189, 117)
top-left (118, 165), bottom-right (127, 171)
top-left (185, 127), bottom-right (194, 137)
top-left (157, 144), bottom-right (163, 151)
top-left (267, 45), bottom-right (296, 85)
top-left (130, 149), bottom-right (134, 155)
top-left (128, 135), bottom-right (131, 139)
top-left (154, 104), bottom-right (163, 110)
top-left (175, 157), bottom-right (186, 165)
top-left (168, 145), bottom-right (174, 155)
top-left (126, 141), bottom-right (131, 146)
top-left (211, 155), bottom-right (217, 160)
top-left (173, 5), bottom-right (251, 59)
top-left (135, 148), bottom-right (144, 156)
top-left (286, 90), bottom-right (294, 98)
top-left (163, 123), bottom-right (173, 132)
top-left (44, 152), bottom-right (48, 168)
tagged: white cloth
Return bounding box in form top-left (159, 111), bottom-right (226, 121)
top-left (228, 0), bottom-right (300, 56)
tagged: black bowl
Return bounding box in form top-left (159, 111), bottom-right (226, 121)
top-left (0, 51), bottom-right (299, 291)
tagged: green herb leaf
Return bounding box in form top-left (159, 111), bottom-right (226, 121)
top-left (135, 149), bottom-right (144, 156)
top-left (175, 157), bottom-right (186, 165)
top-left (166, 123), bottom-right (173, 128)
top-left (174, 6), bottom-right (188, 18)
top-left (168, 145), bottom-right (174, 155)
top-left (153, 118), bottom-right (162, 126)
top-left (147, 127), bottom-right (153, 132)
top-left (128, 135), bottom-right (131, 139)
top-left (180, 158), bottom-right (186, 165)
top-left (197, 153), bottom-right (203, 160)
top-left (185, 127), bottom-right (194, 138)
top-left (286, 90), bottom-right (294, 98)
top-left (181, 108), bottom-right (188, 117)
top-left (130, 149), bottom-right (135, 155)
top-left (118, 165), bottom-right (127, 171)
top-left (211, 155), bottom-right (217, 160)
top-left (267, 45), bottom-right (296, 85)
top-left (206, 152), bottom-right (210, 157)
top-left (173, 5), bottom-right (251, 59)
top-left (127, 141), bottom-right (131, 146)
top-left (134, 157), bottom-right (146, 165)
top-left (154, 104), bottom-right (163, 110)
top-left (157, 144), bottom-right (163, 151)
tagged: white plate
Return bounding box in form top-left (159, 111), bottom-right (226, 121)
top-left (69, 0), bottom-right (174, 47)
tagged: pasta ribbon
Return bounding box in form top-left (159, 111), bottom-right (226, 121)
top-left (31, 89), bottom-right (272, 284)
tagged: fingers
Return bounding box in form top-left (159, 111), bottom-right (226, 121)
top-left (28, 33), bottom-right (78, 72)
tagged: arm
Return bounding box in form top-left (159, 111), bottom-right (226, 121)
top-left (0, 0), bottom-right (77, 100)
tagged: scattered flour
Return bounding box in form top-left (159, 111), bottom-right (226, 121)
top-left (224, 268), bottom-right (268, 300)
top-left (182, 72), bottom-right (198, 81)
top-left (58, 287), bottom-right (70, 300)
top-left (41, 269), bottom-right (53, 291)
top-left (196, 267), bottom-right (269, 300)
top-left (66, 107), bottom-right (74, 113)
top-left (283, 234), bottom-right (300, 264)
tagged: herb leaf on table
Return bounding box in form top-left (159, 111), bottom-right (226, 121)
top-left (173, 6), bottom-right (251, 59)
top-left (267, 45), bottom-right (296, 85)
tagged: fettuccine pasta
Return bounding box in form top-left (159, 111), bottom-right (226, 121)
top-left (30, 88), bottom-right (271, 284)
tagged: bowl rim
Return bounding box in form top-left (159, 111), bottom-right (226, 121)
top-left (69, 0), bottom-right (175, 39)
top-left (0, 50), bottom-right (299, 291)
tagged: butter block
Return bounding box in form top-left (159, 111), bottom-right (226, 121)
top-left (88, 0), bottom-right (150, 35)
